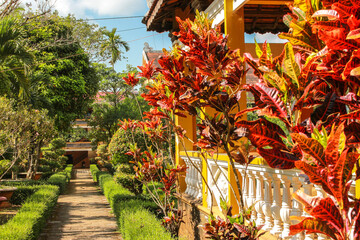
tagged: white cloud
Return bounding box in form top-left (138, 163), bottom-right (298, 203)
top-left (254, 33), bottom-right (287, 43)
top-left (23, 0), bottom-right (147, 17)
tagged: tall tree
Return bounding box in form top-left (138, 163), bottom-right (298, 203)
top-left (100, 28), bottom-right (129, 69)
top-left (23, 13), bottom-right (100, 131)
top-left (0, 14), bottom-right (34, 98)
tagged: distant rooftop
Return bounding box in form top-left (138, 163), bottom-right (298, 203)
top-left (143, 42), bottom-right (163, 68)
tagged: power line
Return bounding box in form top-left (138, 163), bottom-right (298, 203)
top-left (127, 33), bottom-right (161, 43)
top-left (79, 16), bottom-right (144, 21)
top-left (116, 27), bottom-right (145, 33)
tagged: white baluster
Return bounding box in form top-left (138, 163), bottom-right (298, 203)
top-left (261, 172), bottom-right (273, 231)
top-left (254, 171), bottom-right (265, 226)
top-left (184, 159), bottom-right (190, 195)
top-left (247, 170), bottom-right (257, 222)
top-left (280, 175), bottom-right (291, 239)
top-left (291, 176), bottom-right (304, 240)
top-left (195, 160), bottom-right (202, 199)
top-left (240, 169), bottom-right (248, 209)
top-left (189, 162), bottom-right (195, 197)
top-left (271, 174), bottom-right (283, 236)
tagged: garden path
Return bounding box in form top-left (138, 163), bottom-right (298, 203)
top-left (39, 169), bottom-right (121, 240)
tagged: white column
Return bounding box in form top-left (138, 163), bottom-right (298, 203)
top-left (240, 168), bottom-right (248, 209)
top-left (255, 171), bottom-right (265, 226)
top-left (184, 159), bottom-right (190, 195)
top-left (247, 170), bottom-right (257, 222)
top-left (261, 172), bottom-right (273, 231)
top-left (280, 175), bottom-right (291, 239)
top-left (271, 174), bottom-right (283, 236)
top-left (195, 160), bottom-right (202, 199)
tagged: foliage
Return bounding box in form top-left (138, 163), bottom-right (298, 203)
top-left (0, 13), bottom-right (34, 98)
top-left (0, 185), bottom-right (59, 240)
top-left (109, 127), bottom-right (148, 166)
top-left (90, 170), bottom-right (173, 240)
top-left (232, 0), bottom-right (360, 238)
top-left (41, 138), bottom-right (67, 172)
top-left (100, 27), bottom-right (129, 69)
top-left (114, 168), bottom-right (143, 195)
top-left (90, 164), bottom-right (102, 182)
top-left (47, 165), bottom-right (72, 194)
top-left (22, 12), bottom-right (100, 131)
top-left (0, 97), bottom-right (55, 179)
top-left (204, 207), bottom-right (264, 240)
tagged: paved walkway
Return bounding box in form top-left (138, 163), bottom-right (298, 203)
top-left (39, 169), bottom-right (121, 240)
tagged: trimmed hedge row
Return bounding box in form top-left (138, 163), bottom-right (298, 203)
top-left (47, 164), bottom-right (73, 193)
top-left (90, 167), bottom-right (172, 240)
top-left (90, 164), bottom-right (101, 182)
top-left (0, 185), bottom-right (59, 240)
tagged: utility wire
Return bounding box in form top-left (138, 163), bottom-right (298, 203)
top-left (78, 16), bottom-right (144, 21)
top-left (116, 27), bottom-right (145, 32)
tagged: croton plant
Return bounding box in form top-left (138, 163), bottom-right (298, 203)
top-left (121, 0), bottom-right (360, 238)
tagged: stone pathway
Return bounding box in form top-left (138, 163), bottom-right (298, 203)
top-left (39, 169), bottom-right (121, 240)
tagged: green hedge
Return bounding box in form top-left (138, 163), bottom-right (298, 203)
top-left (91, 171), bottom-right (172, 240)
top-left (0, 185), bottom-right (59, 240)
top-left (90, 164), bottom-right (100, 182)
top-left (47, 164), bottom-right (73, 194)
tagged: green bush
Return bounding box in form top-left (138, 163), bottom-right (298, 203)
top-left (90, 164), bottom-right (100, 182)
top-left (10, 186), bottom-right (42, 205)
top-left (96, 172), bottom-right (172, 240)
top-left (114, 170), bottom-right (143, 195)
top-left (0, 185), bottom-right (59, 240)
top-left (120, 206), bottom-right (172, 240)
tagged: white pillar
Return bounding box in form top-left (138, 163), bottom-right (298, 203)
top-left (280, 175), bottom-right (291, 239)
top-left (261, 172), bottom-right (274, 231)
top-left (271, 174), bottom-right (283, 236)
top-left (255, 170), bottom-right (265, 226)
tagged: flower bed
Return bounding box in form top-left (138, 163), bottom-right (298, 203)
top-left (90, 164), bottom-right (172, 240)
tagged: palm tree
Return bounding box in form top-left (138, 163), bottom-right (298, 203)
top-left (0, 14), bottom-right (34, 97)
top-left (100, 28), bottom-right (129, 69)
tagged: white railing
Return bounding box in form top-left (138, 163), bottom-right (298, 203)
top-left (180, 155), bottom-right (356, 239)
top-left (182, 156), bottom-right (203, 200)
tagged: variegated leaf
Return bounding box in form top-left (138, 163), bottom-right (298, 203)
top-left (291, 133), bottom-right (326, 167)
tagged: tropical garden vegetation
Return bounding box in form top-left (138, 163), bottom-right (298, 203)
top-left (1, 0), bottom-right (360, 239)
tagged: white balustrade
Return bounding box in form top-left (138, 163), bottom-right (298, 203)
top-left (181, 156), bottom-right (202, 199)
top-left (179, 155), bottom-right (357, 240)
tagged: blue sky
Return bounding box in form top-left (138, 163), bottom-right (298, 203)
top-left (24, 0), bottom-right (285, 72)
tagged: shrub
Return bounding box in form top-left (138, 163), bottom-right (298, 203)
top-left (90, 164), bottom-right (100, 182)
top-left (114, 170), bottom-right (143, 195)
top-left (119, 206), bottom-right (172, 240)
top-left (0, 185), bottom-right (59, 240)
top-left (96, 172), bottom-right (173, 239)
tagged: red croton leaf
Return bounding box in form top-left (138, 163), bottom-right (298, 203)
top-left (289, 217), bottom-right (340, 239)
top-left (123, 72), bottom-right (139, 87)
top-left (257, 147), bottom-right (299, 169)
top-left (293, 191), bottom-right (344, 233)
top-left (138, 59), bottom-right (155, 79)
top-left (318, 28), bottom-right (360, 50)
top-left (291, 133), bottom-right (326, 167)
top-left (325, 123), bottom-right (344, 166)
